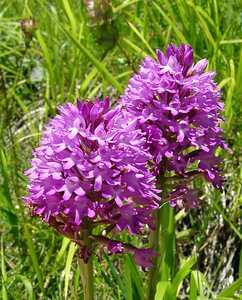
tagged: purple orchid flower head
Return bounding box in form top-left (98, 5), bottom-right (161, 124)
top-left (23, 96), bottom-right (160, 268)
top-left (121, 43), bottom-right (228, 209)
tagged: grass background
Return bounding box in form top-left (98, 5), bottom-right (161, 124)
top-left (0, 0), bottom-right (241, 299)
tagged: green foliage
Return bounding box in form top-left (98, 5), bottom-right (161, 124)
top-left (0, 0), bottom-right (241, 299)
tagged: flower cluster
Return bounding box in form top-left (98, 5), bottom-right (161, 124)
top-left (24, 44), bottom-right (227, 268)
top-left (121, 43), bottom-right (227, 210)
top-left (24, 97), bottom-right (159, 267)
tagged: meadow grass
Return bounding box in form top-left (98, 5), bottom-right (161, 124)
top-left (0, 0), bottom-right (241, 299)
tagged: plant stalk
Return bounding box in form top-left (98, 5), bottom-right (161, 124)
top-left (147, 201), bottom-right (175, 299)
top-left (147, 209), bottom-right (162, 300)
top-left (78, 232), bottom-right (94, 300)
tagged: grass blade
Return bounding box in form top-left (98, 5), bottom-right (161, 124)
top-left (113, 0), bottom-right (140, 13)
top-left (64, 242), bottom-right (77, 300)
top-left (120, 37), bottom-right (149, 58)
top-left (52, 20), bottom-right (123, 93)
top-left (35, 30), bottom-right (56, 103)
top-left (126, 21), bottom-right (155, 56)
top-left (153, 2), bottom-right (188, 44)
top-left (105, 254), bottom-right (125, 295)
top-left (213, 201), bottom-right (242, 240)
top-left (62, 0), bottom-right (77, 36)
top-left (215, 277), bottom-right (242, 298)
top-left (124, 256), bottom-right (133, 300)
top-left (154, 281), bottom-right (170, 300)
top-left (24, 225), bottom-right (44, 294)
top-left (190, 270), bottom-right (214, 299)
top-left (54, 237), bottom-right (70, 267)
top-left (0, 149), bottom-right (18, 237)
top-left (171, 256), bottom-right (196, 296)
top-left (124, 254), bottom-right (143, 300)
top-left (16, 275), bottom-right (34, 300)
top-left (1, 238), bottom-right (8, 300)
top-left (239, 246), bottom-right (242, 278)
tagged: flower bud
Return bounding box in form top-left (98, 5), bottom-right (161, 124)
top-left (20, 18), bottom-right (37, 44)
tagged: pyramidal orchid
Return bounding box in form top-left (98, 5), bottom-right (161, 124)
top-left (23, 96), bottom-right (160, 267)
top-left (121, 43), bottom-right (228, 210)
top-left (23, 44), bottom-right (227, 295)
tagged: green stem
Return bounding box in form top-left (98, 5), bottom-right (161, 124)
top-left (78, 232), bottom-right (94, 300)
top-left (147, 209), bottom-right (162, 300)
top-left (147, 203), bottom-right (175, 300)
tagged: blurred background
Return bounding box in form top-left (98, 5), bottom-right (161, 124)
top-left (0, 0), bottom-right (241, 299)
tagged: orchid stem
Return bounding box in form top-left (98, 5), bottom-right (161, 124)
top-left (78, 232), bottom-right (94, 300)
top-left (147, 201), bottom-right (175, 299)
top-left (147, 209), bottom-right (162, 300)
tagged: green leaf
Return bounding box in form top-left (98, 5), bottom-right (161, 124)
top-left (53, 22), bottom-right (123, 93)
top-left (54, 237), bottom-right (70, 267)
top-left (1, 238), bottom-right (8, 300)
top-left (120, 37), bottom-right (149, 58)
top-left (153, 2), bottom-right (188, 44)
top-left (124, 256), bottom-right (133, 300)
top-left (105, 254), bottom-right (125, 295)
top-left (124, 254), bottom-right (143, 300)
top-left (62, 0), bottom-right (77, 36)
top-left (154, 281), bottom-right (170, 300)
top-left (215, 277), bottom-right (242, 299)
top-left (15, 275), bottom-right (34, 300)
top-left (24, 225), bottom-right (44, 294)
top-left (64, 242), bottom-right (77, 300)
top-left (35, 30), bottom-right (56, 102)
top-left (239, 246), bottom-right (242, 278)
top-left (190, 270), bottom-right (214, 299)
top-left (126, 21), bottom-right (156, 57)
top-left (171, 256), bottom-right (197, 296)
top-left (0, 149), bottom-right (18, 237)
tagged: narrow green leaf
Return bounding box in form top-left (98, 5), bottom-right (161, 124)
top-left (120, 37), bottom-right (149, 58)
top-left (64, 242), bottom-right (77, 300)
top-left (0, 64), bottom-right (21, 76)
top-left (80, 68), bottom-right (99, 94)
top-left (190, 271), bottom-right (205, 300)
top-left (1, 238), bottom-right (8, 300)
top-left (190, 271), bottom-right (197, 300)
top-left (113, 0), bottom-right (140, 13)
top-left (0, 149), bottom-right (18, 237)
top-left (215, 277), bottom-right (242, 298)
top-left (171, 256), bottom-right (196, 296)
top-left (124, 255), bottom-right (143, 300)
top-left (236, 45), bottom-right (242, 95)
top-left (153, 2), bottom-right (188, 44)
top-left (105, 255), bottom-right (125, 295)
top-left (24, 225), bottom-right (44, 294)
top-left (0, 150), bottom-right (13, 208)
top-left (62, 0), bottom-right (77, 35)
top-left (220, 39), bottom-right (242, 45)
top-left (154, 281), bottom-right (170, 300)
top-left (213, 201), bottom-right (242, 240)
top-left (239, 246), bottom-right (242, 278)
top-left (190, 270), bottom-right (214, 299)
top-left (35, 30), bottom-right (56, 101)
top-left (127, 21), bottom-right (155, 56)
top-left (218, 77), bottom-right (234, 89)
top-left (16, 275), bottom-right (34, 300)
top-left (55, 237), bottom-right (70, 267)
top-left (55, 23), bottom-right (123, 93)
top-left (124, 256), bottom-right (132, 300)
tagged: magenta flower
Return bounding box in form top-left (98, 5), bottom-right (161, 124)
top-left (23, 97), bottom-right (160, 268)
top-left (134, 248), bottom-right (160, 269)
top-left (23, 43), bottom-right (227, 269)
top-left (121, 43), bottom-right (227, 208)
